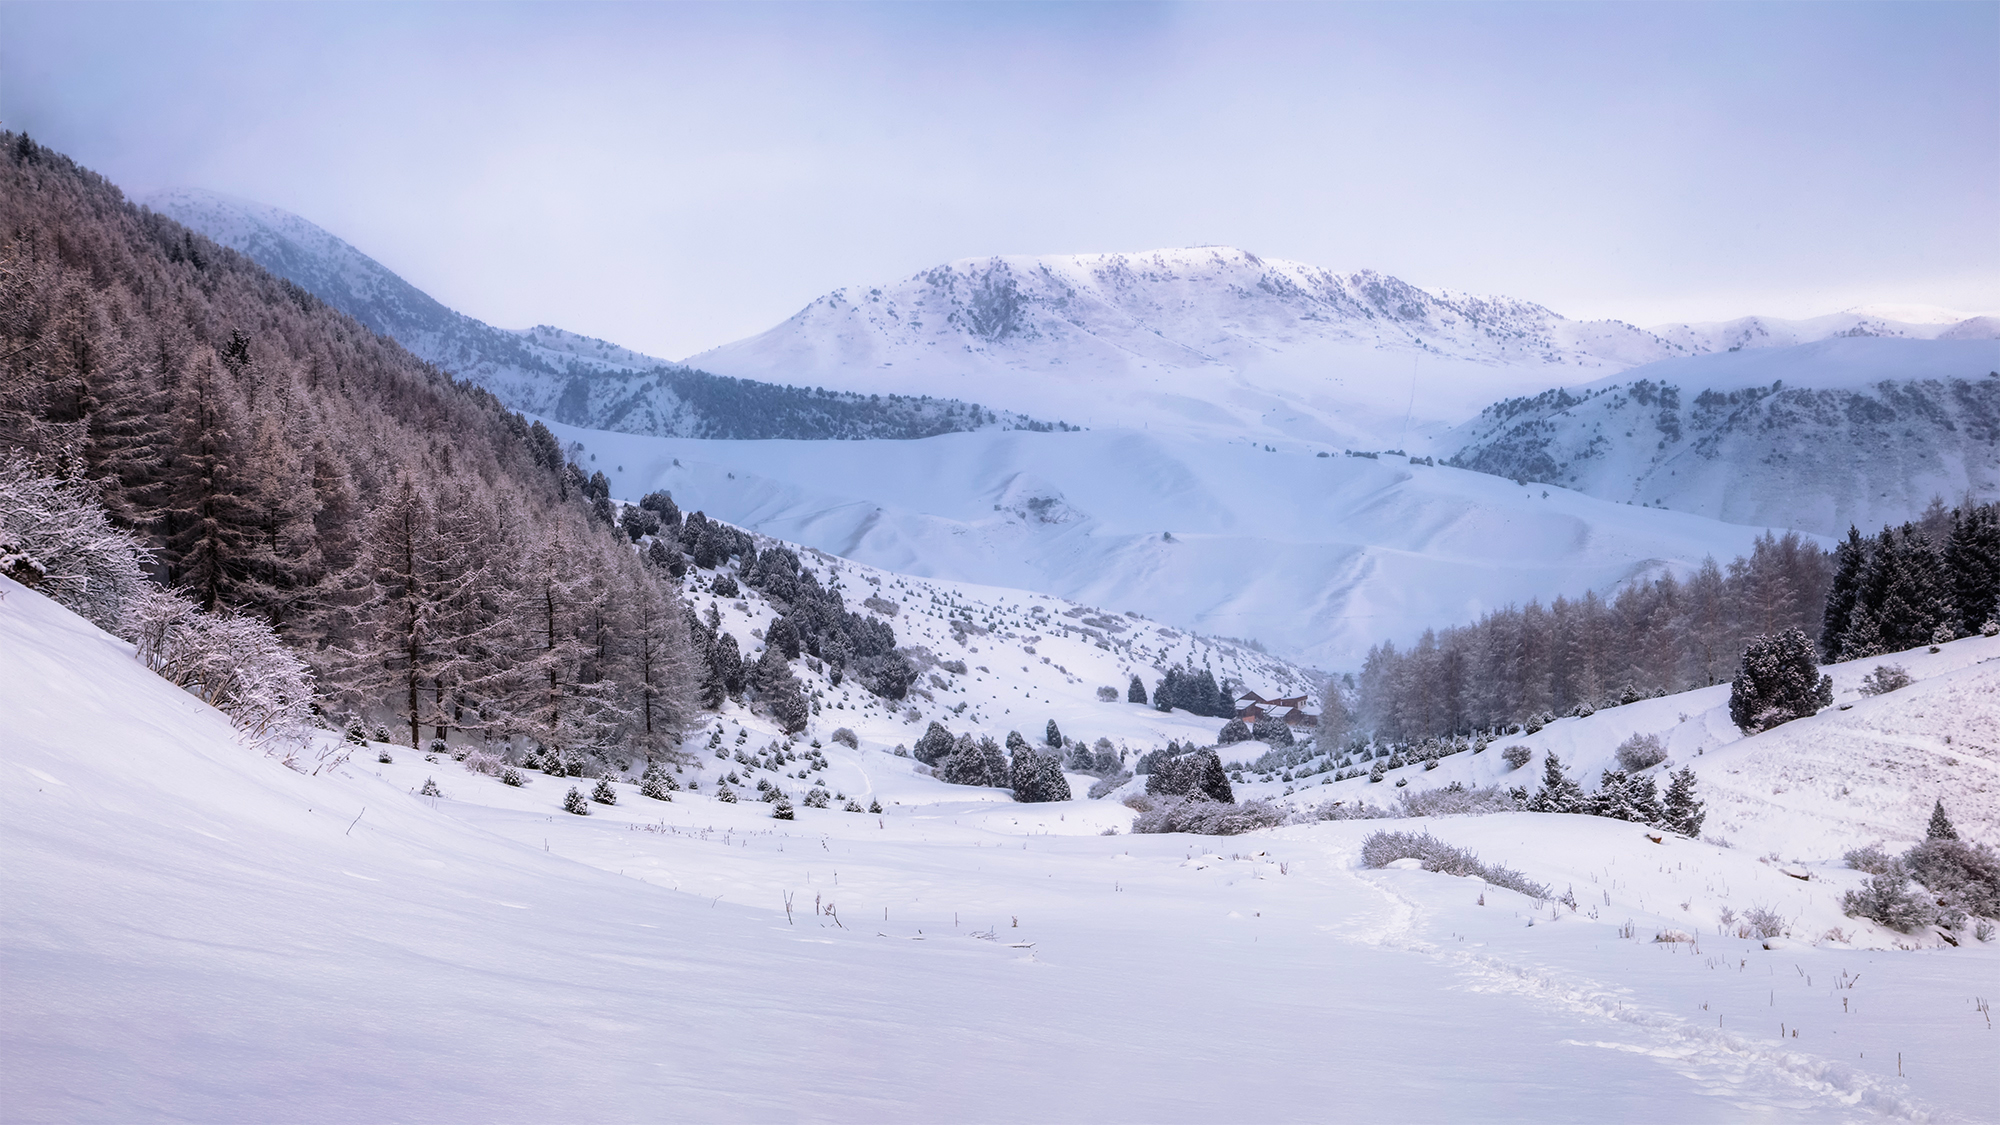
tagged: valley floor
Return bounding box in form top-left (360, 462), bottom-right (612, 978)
top-left (3, 579), bottom-right (1996, 1122)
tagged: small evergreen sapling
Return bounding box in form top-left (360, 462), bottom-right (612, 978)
top-left (420, 778), bottom-right (443, 797)
top-left (562, 787), bottom-right (591, 816)
top-left (771, 796), bottom-right (795, 820)
top-left (1526, 753), bottom-right (1584, 814)
top-left (1928, 799), bottom-right (1959, 841)
top-left (1660, 767), bottom-right (1705, 837)
top-left (716, 784), bottom-right (737, 803)
top-left (499, 767), bottom-right (525, 787)
top-left (590, 778), bottom-right (618, 805)
top-left (869, 798), bottom-right (883, 814)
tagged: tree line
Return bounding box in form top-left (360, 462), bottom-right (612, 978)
top-left (1355, 501), bottom-right (1999, 744)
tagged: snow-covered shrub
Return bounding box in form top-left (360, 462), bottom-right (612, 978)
top-left (1984, 620), bottom-right (2000, 638)
top-left (868, 797), bottom-right (883, 813)
top-left (1397, 784), bottom-right (1518, 817)
top-left (1858, 664), bottom-right (1912, 696)
top-left (499, 767), bottom-right (525, 787)
top-left (1304, 800), bottom-right (1394, 822)
top-left (591, 778), bottom-right (618, 805)
top-left (1096, 685), bottom-right (1119, 702)
top-left (716, 785), bottom-right (737, 803)
top-left (1216, 718), bottom-right (1252, 745)
top-left (562, 787), bottom-right (591, 816)
top-left (1570, 701), bottom-right (1595, 719)
top-left (1359, 830), bottom-right (1549, 899)
top-left (771, 796), bottom-right (795, 820)
top-left (462, 746), bottom-right (502, 776)
top-left (1728, 628), bottom-right (1833, 733)
top-left (126, 586), bottom-right (316, 751)
top-left (377, 749), bottom-right (394, 764)
top-left (1502, 745), bottom-right (1533, 771)
top-left (830, 727), bottom-right (859, 749)
top-left (1087, 771), bottom-right (1133, 799)
top-left (427, 737), bottom-right (449, 758)
top-left (1131, 797), bottom-right (1286, 836)
top-left (803, 787), bottom-right (830, 809)
top-left (1613, 732), bottom-right (1668, 773)
top-left (843, 799), bottom-right (864, 812)
top-left (1844, 845), bottom-right (1898, 875)
top-left (1842, 876), bottom-right (1934, 932)
top-left (1902, 838), bottom-right (2000, 921)
top-left (419, 778), bottom-right (443, 797)
top-left (0, 457), bottom-right (152, 632)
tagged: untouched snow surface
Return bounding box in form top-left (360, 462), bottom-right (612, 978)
top-left (8, 574), bottom-right (1999, 1121)
top-left (556, 422), bottom-right (1798, 668)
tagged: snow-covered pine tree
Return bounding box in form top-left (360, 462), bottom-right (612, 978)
top-left (1045, 719), bottom-right (1062, 748)
top-left (1945, 504), bottom-right (2000, 637)
top-left (591, 778), bottom-right (618, 805)
top-left (1526, 752), bottom-right (1584, 814)
top-left (1217, 717), bottom-right (1251, 744)
top-left (1251, 716), bottom-right (1294, 746)
top-left (1660, 766), bottom-right (1705, 836)
top-left (913, 721), bottom-right (955, 767)
top-left (1927, 799), bottom-right (1959, 841)
top-left (1728, 627), bottom-right (1833, 733)
top-left (562, 786), bottom-right (590, 815)
top-left (1127, 674), bottom-right (1147, 705)
top-left (1821, 526), bottom-right (1868, 661)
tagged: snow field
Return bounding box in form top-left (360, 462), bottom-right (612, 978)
top-left (7, 574), bottom-right (1998, 1120)
top-left (559, 421), bottom-right (1792, 667)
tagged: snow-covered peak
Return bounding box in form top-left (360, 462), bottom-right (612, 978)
top-left (1647, 307), bottom-right (2000, 355)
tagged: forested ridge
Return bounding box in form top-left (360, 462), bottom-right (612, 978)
top-left (1354, 504), bottom-right (1999, 743)
top-left (0, 134), bottom-right (884, 765)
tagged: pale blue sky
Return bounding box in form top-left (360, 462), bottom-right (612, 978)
top-left (3, 1), bottom-right (1994, 357)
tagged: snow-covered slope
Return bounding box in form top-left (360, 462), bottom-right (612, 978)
top-left (1651, 304), bottom-right (2000, 355)
top-left (143, 189), bottom-right (1029, 440)
top-left (686, 247), bottom-right (1701, 445)
top-left (557, 423), bottom-right (1804, 668)
top-left (9, 565), bottom-right (1998, 1120)
top-left (1445, 338), bottom-right (2000, 535)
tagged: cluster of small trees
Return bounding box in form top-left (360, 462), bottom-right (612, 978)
top-left (1354, 531), bottom-right (1830, 741)
top-left (909, 721), bottom-right (1071, 802)
top-left (1515, 752), bottom-right (1706, 837)
top-left (1147, 664), bottom-right (1235, 718)
top-left (1820, 502), bottom-right (2000, 662)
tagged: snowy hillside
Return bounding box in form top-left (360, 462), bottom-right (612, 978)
top-left (143, 189), bottom-right (1032, 440)
top-left (1446, 338), bottom-right (2000, 535)
top-left (8, 561), bottom-right (1998, 1120)
top-left (555, 423), bottom-right (1805, 668)
top-left (1651, 304), bottom-right (2000, 356)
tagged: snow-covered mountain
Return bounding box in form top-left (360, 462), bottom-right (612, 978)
top-left (687, 247), bottom-right (1698, 445)
top-left (143, 189), bottom-right (1034, 440)
top-left (1650, 304), bottom-right (1999, 356)
top-left (1445, 337), bottom-right (2000, 535)
top-left (554, 423), bottom-right (1801, 668)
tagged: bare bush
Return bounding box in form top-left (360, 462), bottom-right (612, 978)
top-left (1613, 732), bottom-right (1668, 773)
top-left (1304, 800), bottom-right (1396, 822)
top-left (829, 727), bottom-right (859, 749)
top-left (1088, 771), bottom-right (1132, 800)
top-left (1131, 797), bottom-right (1287, 836)
top-left (1742, 906), bottom-right (1788, 939)
top-left (1843, 845), bottom-right (1898, 875)
top-left (1858, 664), bottom-right (1912, 697)
top-left (128, 586), bottom-right (315, 753)
top-left (1397, 783), bottom-right (1519, 818)
top-left (1358, 830), bottom-right (1549, 899)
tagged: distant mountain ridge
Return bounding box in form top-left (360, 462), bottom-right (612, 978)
top-left (1444, 337), bottom-right (2000, 535)
top-left (143, 188), bottom-right (1044, 440)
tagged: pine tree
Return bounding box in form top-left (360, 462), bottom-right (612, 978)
top-left (1127, 674), bottom-right (1147, 705)
top-left (913, 721), bottom-right (955, 766)
top-left (1045, 719), bottom-right (1062, 748)
top-left (1927, 799), bottom-right (1959, 841)
top-left (1527, 752), bottom-right (1584, 814)
top-left (1821, 526), bottom-right (1867, 661)
top-left (591, 778), bottom-right (618, 805)
top-left (562, 786), bottom-right (590, 815)
top-left (1946, 505), bottom-right (2000, 636)
top-left (1660, 767), bottom-right (1704, 835)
